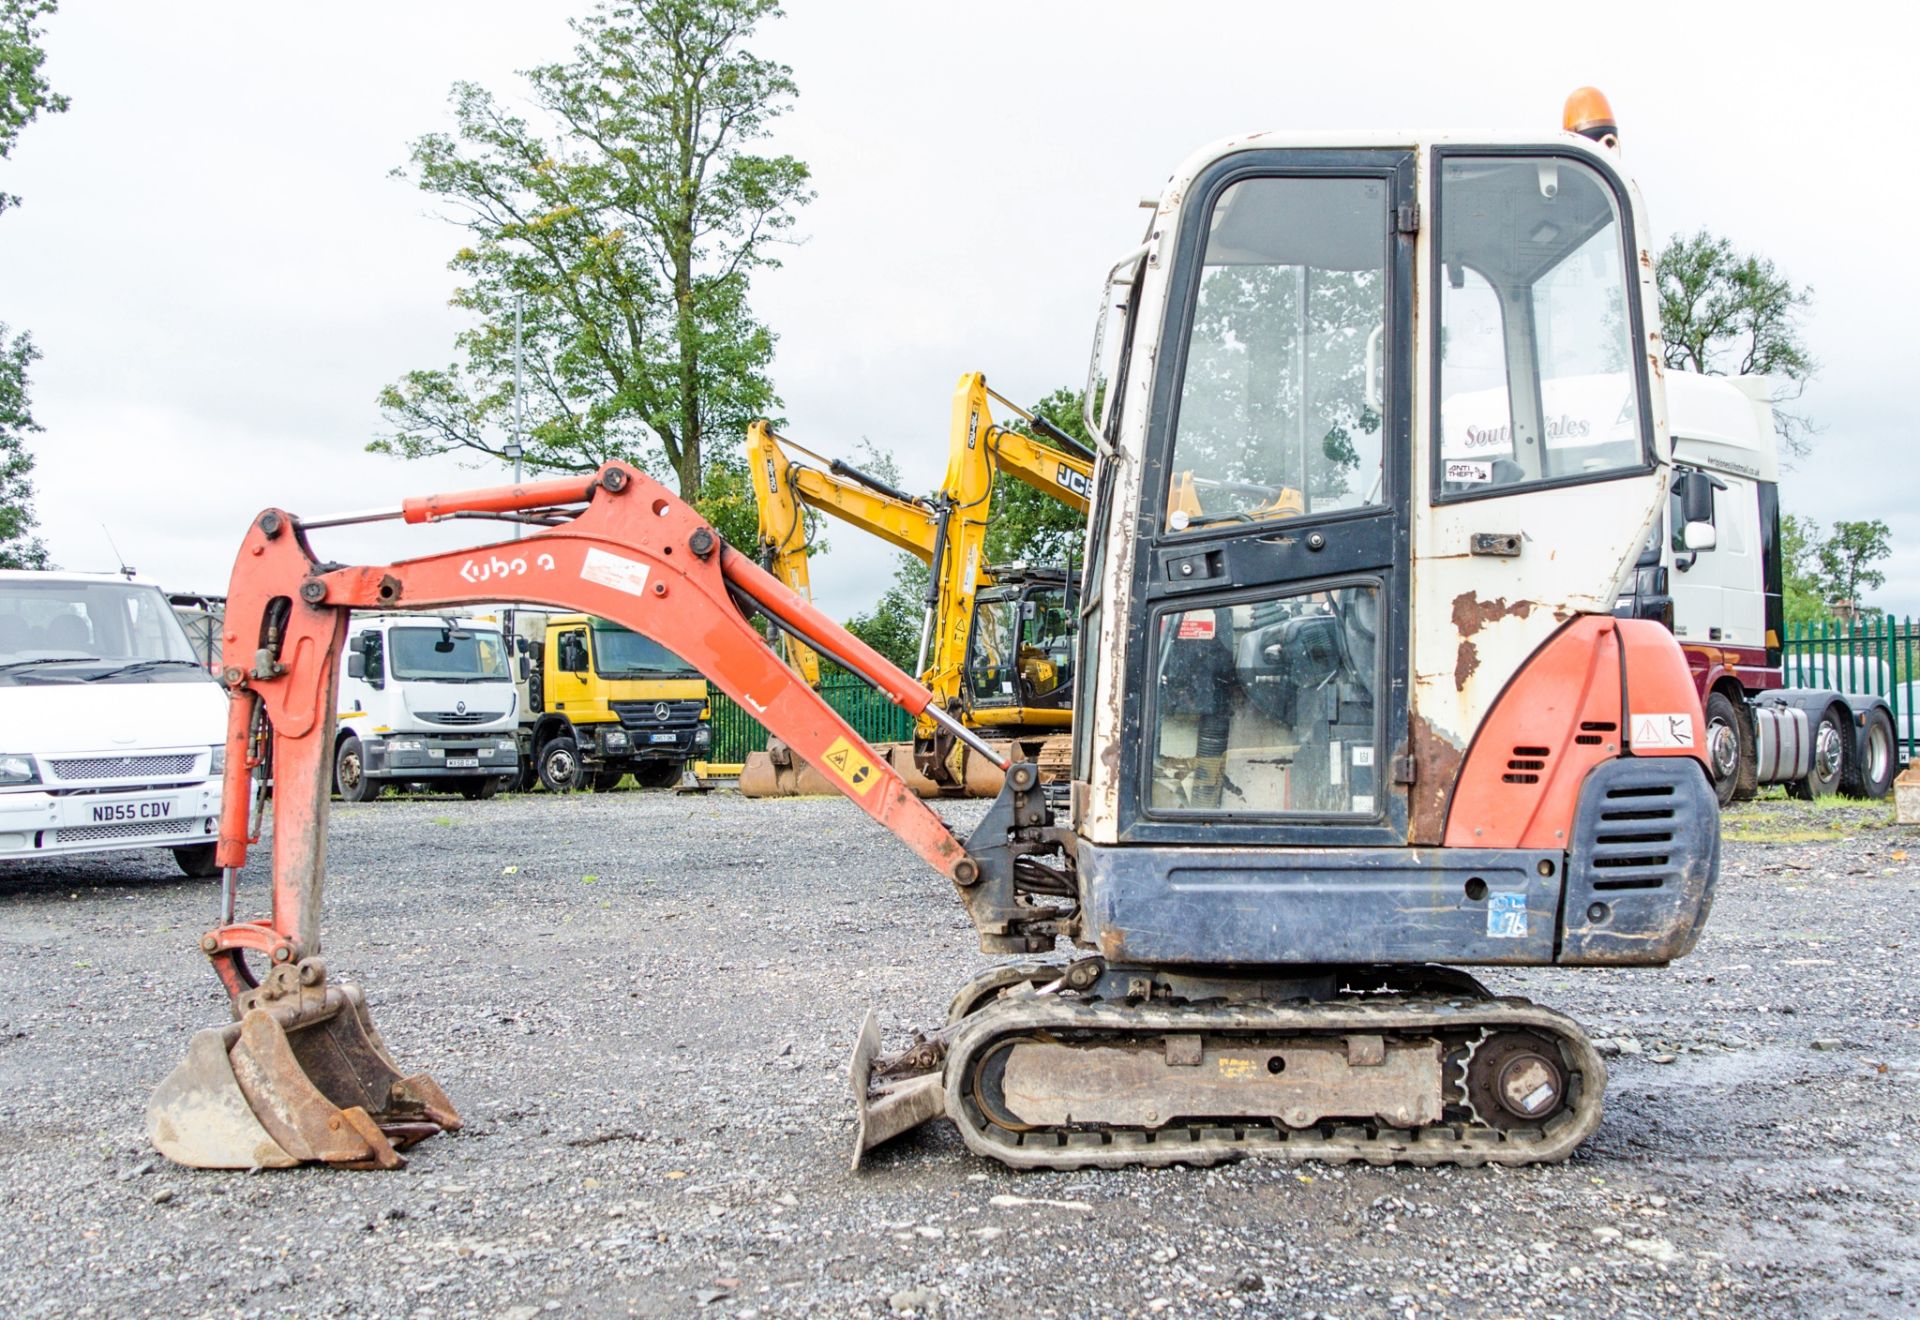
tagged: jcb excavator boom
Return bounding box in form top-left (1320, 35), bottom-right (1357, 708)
top-left (746, 373), bottom-right (1092, 790)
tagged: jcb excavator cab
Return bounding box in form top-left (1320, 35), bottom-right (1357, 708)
top-left (963, 566), bottom-right (1076, 716)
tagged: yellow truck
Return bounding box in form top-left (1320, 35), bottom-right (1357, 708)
top-left (506, 610), bottom-right (711, 791)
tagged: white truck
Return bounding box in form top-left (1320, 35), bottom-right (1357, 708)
top-left (1614, 372), bottom-right (1898, 803)
top-left (0, 571), bottom-right (228, 877)
top-left (333, 613), bottom-right (521, 802)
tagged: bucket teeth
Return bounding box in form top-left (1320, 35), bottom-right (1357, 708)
top-left (149, 982), bottom-right (459, 1170)
top-left (848, 1008), bottom-right (946, 1170)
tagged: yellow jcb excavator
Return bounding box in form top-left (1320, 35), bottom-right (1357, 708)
top-left (739, 372), bottom-right (1092, 796)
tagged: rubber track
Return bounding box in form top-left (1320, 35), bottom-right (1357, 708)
top-left (941, 994), bottom-right (1606, 1171)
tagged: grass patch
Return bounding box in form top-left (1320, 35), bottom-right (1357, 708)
top-left (1721, 793), bottom-right (1895, 845)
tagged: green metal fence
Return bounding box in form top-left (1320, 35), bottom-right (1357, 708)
top-left (1781, 616), bottom-right (1920, 759)
top-left (706, 676), bottom-right (916, 767)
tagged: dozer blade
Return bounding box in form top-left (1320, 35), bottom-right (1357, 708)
top-left (149, 983), bottom-right (460, 1170)
top-left (848, 1008), bottom-right (945, 1170)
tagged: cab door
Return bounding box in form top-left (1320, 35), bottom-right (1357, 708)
top-left (1119, 152), bottom-right (1416, 847)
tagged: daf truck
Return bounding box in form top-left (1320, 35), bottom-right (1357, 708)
top-left (334, 613), bottom-right (520, 801)
top-left (0, 571), bottom-right (227, 877)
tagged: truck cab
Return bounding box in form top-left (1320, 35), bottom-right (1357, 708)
top-left (0, 571), bottom-right (227, 877)
top-left (512, 612), bottom-right (710, 791)
top-left (334, 613), bottom-right (520, 801)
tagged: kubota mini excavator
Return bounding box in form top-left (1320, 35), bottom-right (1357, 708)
top-left (742, 372), bottom-right (1092, 796)
top-left (150, 90), bottom-right (1718, 1174)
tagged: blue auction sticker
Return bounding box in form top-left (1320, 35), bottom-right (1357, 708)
top-left (1486, 891), bottom-right (1529, 939)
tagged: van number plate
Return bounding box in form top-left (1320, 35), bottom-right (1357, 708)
top-left (92, 800), bottom-right (173, 823)
top-left (446, 757), bottom-right (479, 768)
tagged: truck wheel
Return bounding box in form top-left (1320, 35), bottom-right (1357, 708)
top-left (1788, 706), bottom-right (1847, 801)
top-left (335, 735), bottom-right (380, 803)
top-left (538, 736), bottom-right (582, 793)
top-left (591, 770), bottom-right (626, 792)
top-left (633, 760), bottom-right (682, 789)
top-left (1702, 691), bottom-right (1749, 807)
top-left (1843, 707), bottom-right (1898, 800)
top-left (457, 776), bottom-right (503, 801)
top-left (172, 843), bottom-right (220, 879)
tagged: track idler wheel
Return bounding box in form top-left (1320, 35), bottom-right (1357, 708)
top-left (149, 961), bottom-right (459, 1170)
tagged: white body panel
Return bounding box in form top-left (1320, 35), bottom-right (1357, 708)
top-left (0, 572), bottom-right (227, 865)
top-left (1080, 129), bottom-right (1672, 843)
top-left (1665, 373), bottom-right (1777, 654)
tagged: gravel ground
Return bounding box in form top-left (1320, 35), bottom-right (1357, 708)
top-left (1, 787), bottom-right (1917, 1319)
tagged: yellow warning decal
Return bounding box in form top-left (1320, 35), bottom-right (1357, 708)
top-left (820, 735), bottom-right (879, 796)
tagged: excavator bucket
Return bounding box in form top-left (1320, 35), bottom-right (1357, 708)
top-left (848, 1008), bottom-right (946, 1169)
top-left (739, 739), bottom-right (843, 797)
top-left (743, 739), bottom-right (941, 798)
top-left (149, 980), bottom-right (459, 1170)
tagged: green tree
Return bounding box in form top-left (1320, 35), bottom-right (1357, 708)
top-left (374, 0), bottom-right (812, 499)
top-left (1656, 230), bottom-right (1817, 456)
top-left (0, 1), bottom-right (63, 565)
top-left (0, 327), bottom-right (50, 569)
top-left (1, 0), bottom-right (67, 217)
top-left (1814, 518), bottom-right (1890, 614)
top-left (1778, 512), bottom-right (1825, 627)
top-left (845, 555), bottom-right (928, 673)
top-left (693, 448), bottom-right (759, 555)
top-left (984, 386), bottom-right (1091, 568)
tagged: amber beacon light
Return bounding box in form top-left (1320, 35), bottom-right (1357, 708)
top-left (1563, 86), bottom-right (1619, 144)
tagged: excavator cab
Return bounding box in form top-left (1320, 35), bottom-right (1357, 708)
top-left (963, 567), bottom-right (1076, 715)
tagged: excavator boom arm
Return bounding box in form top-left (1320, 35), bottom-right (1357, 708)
top-left (209, 463), bottom-right (977, 984)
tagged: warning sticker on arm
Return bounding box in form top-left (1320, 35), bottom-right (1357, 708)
top-left (820, 735), bottom-right (879, 796)
top-left (581, 547), bottom-right (652, 598)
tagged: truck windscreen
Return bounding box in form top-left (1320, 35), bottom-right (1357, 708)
top-left (590, 622), bottom-right (699, 677)
top-left (389, 627), bottom-right (510, 682)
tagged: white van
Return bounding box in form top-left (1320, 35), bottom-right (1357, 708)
top-left (0, 571), bottom-right (228, 877)
top-left (334, 613), bottom-right (520, 801)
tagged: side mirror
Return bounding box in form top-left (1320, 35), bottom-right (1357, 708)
top-left (517, 656), bottom-right (531, 681)
top-left (1682, 520), bottom-right (1717, 552)
top-left (347, 653), bottom-right (366, 679)
top-left (1679, 471), bottom-right (1716, 525)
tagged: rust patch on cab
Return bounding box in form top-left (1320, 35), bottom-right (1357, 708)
top-left (1406, 714), bottom-right (1464, 845)
top-left (1451, 591), bottom-right (1534, 639)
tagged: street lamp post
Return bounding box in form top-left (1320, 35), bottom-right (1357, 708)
top-left (505, 293), bottom-right (526, 539)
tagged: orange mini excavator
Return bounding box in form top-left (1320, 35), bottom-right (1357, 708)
top-left (151, 91), bottom-right (1719, 1172)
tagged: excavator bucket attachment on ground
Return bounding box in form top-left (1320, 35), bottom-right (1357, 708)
top-left (150, 980), bottom-right (459, 1170)
top-left (742, 740), bottom-right (942, 798)
top-left (848, 1008), bottom-right (945, 1169)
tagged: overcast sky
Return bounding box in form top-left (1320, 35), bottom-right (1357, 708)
top-left (3, 1), bottom-right (1913, 620)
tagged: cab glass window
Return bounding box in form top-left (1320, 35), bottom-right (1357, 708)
top-left (590, 621), bottom-right (699, 677)
top-left (1436, 154), bottom-right (1644, 498)
top-left (1148, 582), bottom-right (1381, 817)
top-left (1165, 176), bottom-right (1390, 531)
